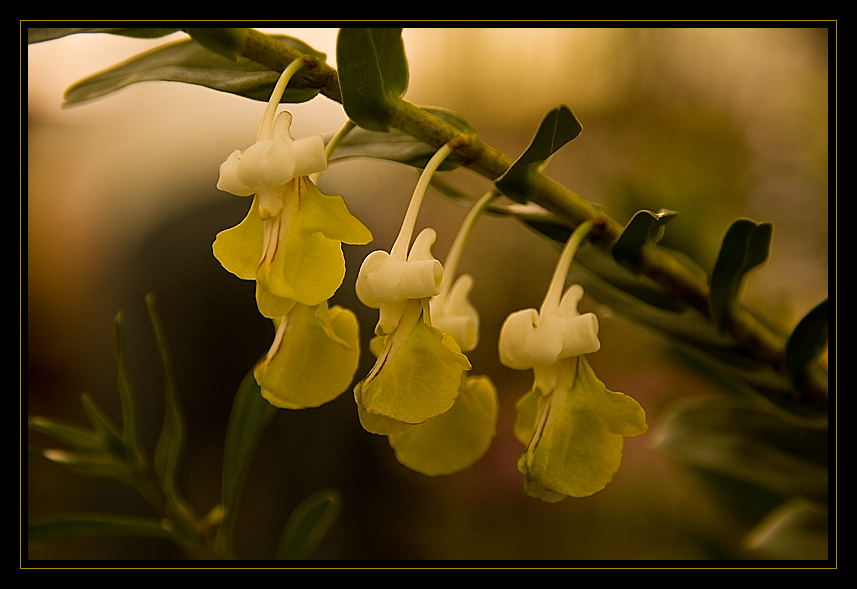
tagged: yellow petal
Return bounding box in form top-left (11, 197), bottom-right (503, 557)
top-left (519, 356), bottom-right (647, 500)
top-left (255, 302), bottom-right (360, 409)
top-left (295, 178), bottom-right (372, 246)
top-left (354, 300), bottom-right (471, 426)
top-left (212, 195), bottom-right (265, 280)
top-left (255, 179), bottom-right (371, 315)
top-left (513, 388), bottom-right (540, 446)
top-left (388, 375), bottom-right (498, 476)
top-left (259, 225), bottom-right (348, 312)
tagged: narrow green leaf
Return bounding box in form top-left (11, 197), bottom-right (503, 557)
top-left (27, 27), bottom-right (180, 44)
top-left (612, 209), bottom-right (679, 273)
top-left (785, 298), bottom-right (829, 388)
top-left (147, 294), bottom-right (185, 498)
top-left (495, 105), bottom-right (583, 203)
top-left (277, 489), bottom-right (342, 560)
top-left (63, 35), bottom-right (325, 107)
top-left (336, 28), bottom-right (408, 132)
top-left (218, 368), bottom-right (277, 558)
top-left (329, 106), bottom-right (475, 170)
top-left (80, 392), bottom-right (125, 457)
top-left (113, 313), bottom-right (142, 464)
top-left (28, 513), bottom-right (172, 544)
top-left (185, 28), bottom-right (250, 61)
top-left (709, 219), bottom-right (774, 331)
top-left (28, 416), bottom-right (103, 454)
top-left (32, 447), bottom-right (127, 480)
top-left (745, 497), bottom-right (828, 560)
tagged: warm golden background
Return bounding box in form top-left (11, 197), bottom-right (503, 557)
top-left (27, 26), bottom-right (829, 561)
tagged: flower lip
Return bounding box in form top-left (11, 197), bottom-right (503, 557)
top-left (216, 116), bottom-right (327, 198)
top-left (356, 227), bottom-right (443, 309)
top-left (499, 285), bottom-right (600, 370)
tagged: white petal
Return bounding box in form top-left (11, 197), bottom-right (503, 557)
top-left (432, 274), bottom-right (479, 352)
top-left (499, 309), bottom-right (561, 369)
top-left (558, 312), bottom-right (601, 357)
top-left (356, 250), bottom-right (442, 307)
top-left (216, 150), bottom-right (255, 196)
top-left (290, 135), bottom-right (328, 178)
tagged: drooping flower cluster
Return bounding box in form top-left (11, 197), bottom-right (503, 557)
top-left (211, 60), bottom-right (644, 492)
top-left (498, 221), bottom-right (648, 501)
top-left (213, 59), bottom-right (372, 408)
top-left (353, 144), bottom-right (499, 476)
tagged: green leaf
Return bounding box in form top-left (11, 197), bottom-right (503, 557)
top-left (656, 397), bottom-right (828, 503)
top-left (147, 294), bottom-right (185, 498)
top-left (113, 313), bottom-right (143, 464)
top-left (28, 513), bottom-right (172, 544)
top-left (31, 447), bottom-right (128, 480)
top-left (28, 416), bottom-right (103, 454)
top-left (745, 497), bottom-right (828, 560)
top-left (63, 35), bottom-right (325, 107)
top-left (80, 392), bottom-right (125, 457)
top-left (277, 489), bottom-right (342, 560)
top-left (27, 27), bottom-right (180, 44)
top-left (495, 105), bottom-right (582, 203)
top-left (709, 219), bottom-right (774, 331)
top-left (612, 209), bottom-right (679, 274)
top-left (785, 298), bottom-right (829, 388)
top-left (218, 368), bottom-right (277, 559)
top-left (329, 106), bottom-right (475, 170)
top-left (185, 28), bottom-right (249, 61)
top-left (336, 28), bottom-right (408, 132)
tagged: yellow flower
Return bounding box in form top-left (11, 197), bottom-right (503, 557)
top-left (499, 221), bottom-right (647, 501)
top-left (388, 375), bottom-right (497, 476)
top-left (354, 230), bottom-right (471, 433)
top-left (254, 301), bottom-right (361, 409)
top-left (212, 59), bottom-right (371, 318)
top-left (357, 186), bottom-right (500, 476)
top-left (213, 59), bottom-right (370, 410)
top-left (353, 142), bottom-right (474, 437)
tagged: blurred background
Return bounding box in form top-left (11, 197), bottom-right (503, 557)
top-left (27, 27), bottom-right (829, 561)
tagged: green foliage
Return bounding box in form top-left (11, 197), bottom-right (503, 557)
top-left (27, 27), bottom-right (180, 44)
top-left (495, 105), bottom-right (583, 203)
top-left (330, 106), bottom-right (476, 171)
top-left (28, 299), bottom-right (340, 560)
top-left (785, 298), bottom-right (829, 389)
top-left (612, 209), bottom-right (679, 274)
top-left (62, 35), bottom-right (326, 106)
top-left (29, 313), bottom-right (147, 484)
top-left (277, 489), bottom-right (342, 560)
top-left (336, 28), bottom-right (409, 132)
top-left (216, 368), bottom-right (276, 559)
top-left (656, 396), bottom-right (828, 559)
top-left (709, 219), bottom-right (774, 332)
top-left (185, 28), bottom-right (250, 61)
top-left (28, 305), bottom-right (197, 551)
top-left (28, 513), bottom-right (175, 545)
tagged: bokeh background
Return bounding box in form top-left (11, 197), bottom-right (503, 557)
top-left (27, 26), bottom-right (830, 561)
